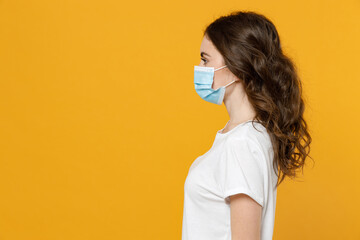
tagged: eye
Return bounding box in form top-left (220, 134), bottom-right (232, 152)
top-left (201, 58), bottom-right (208, 64)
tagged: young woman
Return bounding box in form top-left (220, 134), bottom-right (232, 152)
top-left (182, 11), bottom-right (312, 240)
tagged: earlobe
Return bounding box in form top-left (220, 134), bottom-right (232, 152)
top-left (234, 78), bottom-right (243, 83)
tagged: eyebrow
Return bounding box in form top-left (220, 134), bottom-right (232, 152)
top-left (200, 52), bottom-right (211, 58)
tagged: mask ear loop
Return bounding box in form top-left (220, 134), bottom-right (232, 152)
top-left (223, 80), bottom-right (237, 88)
top-left (214, 65), bottom-right (227, 71)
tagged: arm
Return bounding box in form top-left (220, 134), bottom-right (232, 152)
top-left (229, 193), bottom-right (262, 240)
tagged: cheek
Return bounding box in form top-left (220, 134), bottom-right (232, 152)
top-left (212, 73), bottom-right (226, 89)
top-left (211, 75), bottom-right (218, 89)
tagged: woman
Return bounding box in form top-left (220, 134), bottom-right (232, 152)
top-left (182, 11), bottom-right (312, 240)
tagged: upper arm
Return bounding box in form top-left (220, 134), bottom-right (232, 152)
top-left (218, 136), bottom-right (266, 239)
top-left (229, 193), bottom-right (262, 240)
top-left (219, 137), bottom-right (266, 207)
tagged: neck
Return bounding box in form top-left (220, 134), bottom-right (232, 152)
top-left (223, 85), bottom-right (256, 124)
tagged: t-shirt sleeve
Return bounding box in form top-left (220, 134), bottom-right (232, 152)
top-left (218, 137), bottom-right (266, 207)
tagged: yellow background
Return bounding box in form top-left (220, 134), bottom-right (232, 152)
top-left (0, 0), bottom-right (359, 239)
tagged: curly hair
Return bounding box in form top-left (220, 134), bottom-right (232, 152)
top-left (204, 11), bottom-right (313, 188)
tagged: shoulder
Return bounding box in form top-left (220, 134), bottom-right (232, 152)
top-left (226, 121), bottom-right (272, 151)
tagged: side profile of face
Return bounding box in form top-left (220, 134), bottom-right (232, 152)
top-left (199, 35), bottom-right (240, 92)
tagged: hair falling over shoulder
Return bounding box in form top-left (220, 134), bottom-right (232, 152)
top-left (204, 10), bottom-right (313, 188)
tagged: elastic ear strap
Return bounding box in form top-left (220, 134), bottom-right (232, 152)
top-left (224, 80), bottom-right (236, 88)
top-left (215, 65), bottom-right (227, 71)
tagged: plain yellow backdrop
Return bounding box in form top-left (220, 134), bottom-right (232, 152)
top-left (0, 0), bottom-right (359, 239)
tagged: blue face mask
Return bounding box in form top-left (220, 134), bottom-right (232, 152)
top-left (194, 65), bottom-right (236, 105)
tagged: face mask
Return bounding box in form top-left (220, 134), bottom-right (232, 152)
top-left (194, 65), bottom-right (236, 105)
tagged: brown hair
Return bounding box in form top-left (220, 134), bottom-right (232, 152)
top-left (204, 11), bottom-right (313, 188)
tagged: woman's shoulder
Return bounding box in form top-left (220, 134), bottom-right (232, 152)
top-left (227, 121), bottom-right (272, 150)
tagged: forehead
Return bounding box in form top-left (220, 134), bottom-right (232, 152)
top-left (200, 35), bottom-right (220, 58)
top-left (200, 36), bottom-right (216, 55)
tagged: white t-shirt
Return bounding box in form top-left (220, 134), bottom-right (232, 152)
top-left (182, 120), bottom-right (278, 240)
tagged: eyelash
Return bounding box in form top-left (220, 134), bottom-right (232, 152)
top-left (201, 58), bottom-right (208, 63)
